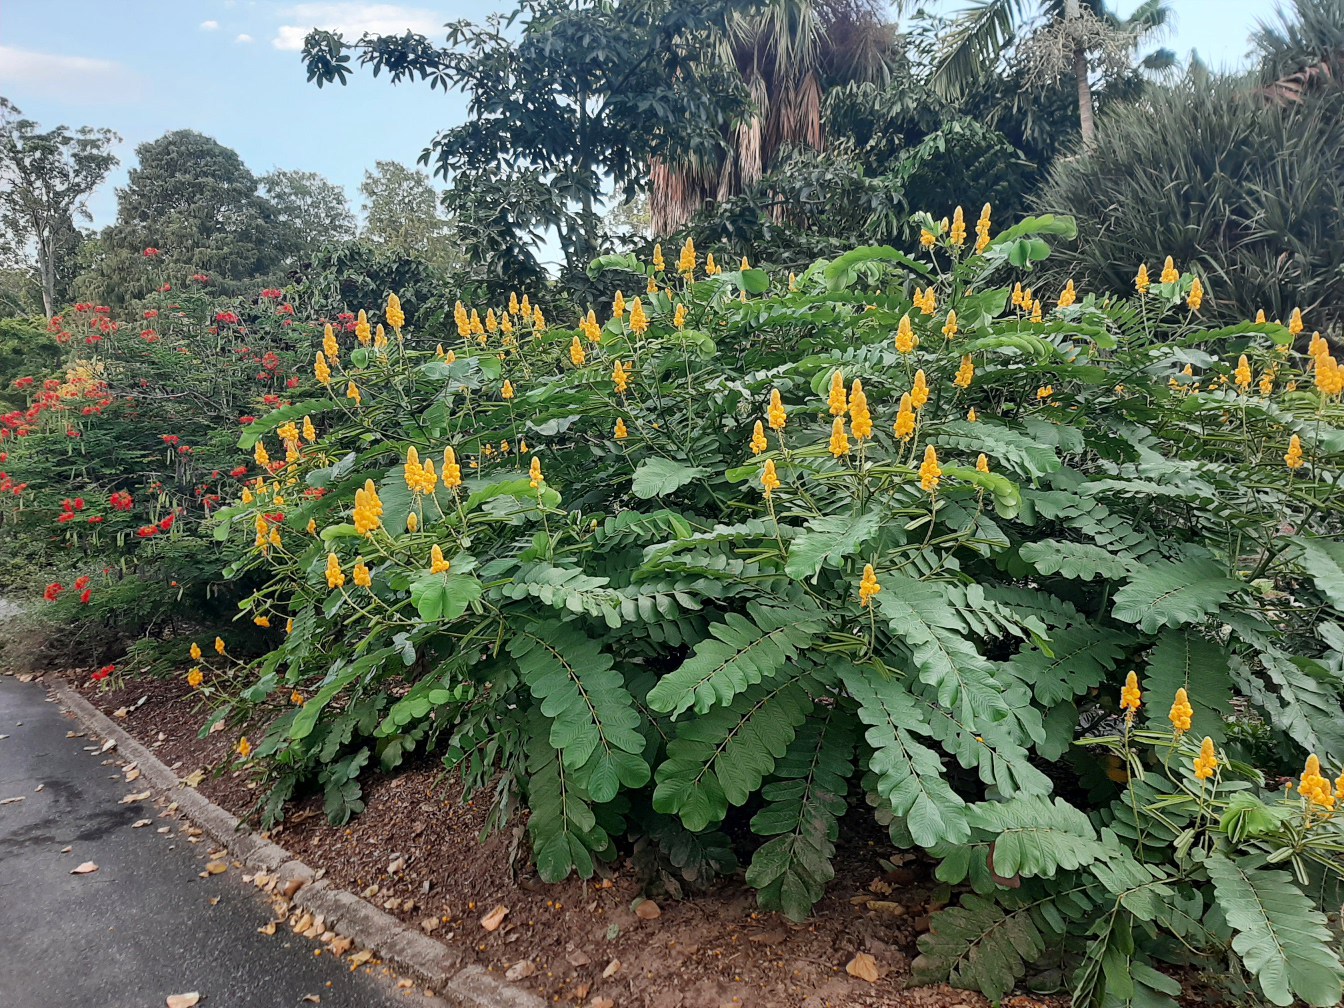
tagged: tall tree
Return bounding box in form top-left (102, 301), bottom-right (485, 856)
top-left (79, 131), bottom-right (285, 306)
top-left (651, 0), bottom-right (896, 233)
top-left (301, 0), bottom-right (743, 302)
top-left (261, 169), bottom-right (356, 260)
top-left (0, 99), bottom-right (118, 317)
top-left (358, 161), bottom-right (457, 272)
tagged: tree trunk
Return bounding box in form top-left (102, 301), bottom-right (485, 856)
top-left (37, 230), bottom-right (56, 319)
top-left (1065, 0), bottom-right (1096, 148)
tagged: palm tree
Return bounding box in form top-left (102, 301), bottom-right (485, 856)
top-left (650, 0), bottom-right (894, 234)
top-left (1256, 0), bottom-right (1344, 102)
top-left (923, 0), bottom-right (1173, 145)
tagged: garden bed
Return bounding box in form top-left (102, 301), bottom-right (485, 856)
top-left (71, 670), bottom-right (1061, 1008)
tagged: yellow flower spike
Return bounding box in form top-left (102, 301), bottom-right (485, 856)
top-left (858, 564), bottom-right (881, 607)
top-left (529, 456), bottom-right (543, 489)
top-left (975, 453), bottom-right (989, 473)
top-left (788, 272), bottom-right (797, 291)
top-left (446, 350), bottom-right (456, 364)
top-left (974, 203), bottom-right (992, 253)
top-left (967, 407), bottom-right (978, 422)
top-left (1169, 688), bottom-right (1193, 734)
top-left (454, 301), bottom-right (469, 337)
top-left (673, 303), bottom-right (687, 329)
top-left (404, 446), bottom-right (422, 491)
top-left (629, 297), bottom-right (648, 335)
top-left (325, 552), bottom-right (345, 588)
top-left (612, 360), bottom-right (629, 394)
top-left (1255, 309), bottom-right (1266, 324)
top-left (1317, 353), bottom-right (1344, 397)
top-left (749, 421), bottom-right (768, 455)
top-left (614, 418), bottom-right (628, 441)
top-left (483, 308), bottom-right (497, 334)
top-left (919, 228), bottom-right (937, 248)
top-left (827, 416), bottom-right (851, 457)
top-left (466, 308), bottom-right (483, 337)
top-left (678, 237), bottom-right (696, 277)
top-left (1011, 282), bottom-right (1024, 308)
top-left (215, 636), bottom-right (226, 656)
top-left (920, 286), bottom-right (937, 315)
top-left (268, 527), bottom-right (282, 549)
top-left (187, 668), bottom-right (203, 688)
top-left (1259, 368), bottom-right (1276, 397)
top-left (442, 447), bottom-right (462, 490)
top-left (1194, 736), bottom-right (1218, 780)
top-left (954, 355), bottom-right (975, 389)
top-left (1160, 256), bottom-right (1178, 284)
top-left (919, 444), bottom-right (942, 493)
top-left (1030, 300), bottom-right (1043, 323)
top-left (534, 306), bottom-right (546, 331)
top-left (386, 293), bottom-right (404, 330)
top-left (306, 517), bottom-right (317, 535)
top-left (373, 323), bottom-right (387, 351)
top-left (508, 292), bottom-right (520, 315)
top-left (895, 314), bottom-right (917, 354)
top-left (500, 314), bottom-right (514, 336)
top-left (911, 370), bottom-right (929, 410)
top-left (893, 393), bottom-right (916, 441)
top-left (849, 380), bottom-right (872, 440)
top-left (519, 440), bottom-right (529, 453)
top-left (942, 309), bottom-right (958, 339)
top-left (237, 737), bottom-right (251, 759)
top-left (501, 379), bottom-right (515, 400)
top-left (705, 252), bottom-right (719, 275)
top-left (613, 290), bottom-right (626, 317)
top-left (1057, 279), bottom-right (1076, 308)
top-left (1187, 277), bottom-right (1204, 311)
top-left (647, 275), bottom-right (658, 295)
top-left (1285, 434), bottom-right (1305, 470)
top-left (430, 544), bottom-right (451, 575)
top-left (827, 370), bottom-right (848, 416)
top-left (352, 559), bottom-right (372, 588)
top-left (760, 458), bottom-right (780, 498)
top-left (949, 206), bottom-right (966, 246)
top-left (190, 642), bottom-right (202, 660)
top-left (520, 294), bottom-right (531, 317)
top-left (314, 351), bottom-right (331, 385)
top-left (290, 690), bottom-right (303, 705)
top-left (1135, 263), bottom-right (1150, 294)
top-left (1037, 385), bottom-right (1054, 401)
top-left (355, 309), bottom-right (371, 345)
top-left (346, 380), bottom-right (362, 407)
top-left (569, 336), bottom-right (586, 367)
top-left (652, 243), bottom-right (665, 272)
top-left (1289, 307), bottom-right (1304, 335)
top-left (302, 416), bottom-right (316, 443)
top-left (406, 511), bottom-right (418, 533)
top-left (323, 323), bottom-right (339, 360)
top-left (1234, 355), bottom-right (1253, 391)
top-left (1120, 671), bottom-right (1141, 713)
top-left (580, 309), bottom-right (601, 342)
top-left (1299, 755), bottom-right (1335, 809)
top-left (241, 486), bottom-right (254, 504)
top-left (740, 255), bottom-right (750, 270)
top-left (767, 389), bottom-right (787, 431)
top-left (254, 439), bottom-right (270, 467)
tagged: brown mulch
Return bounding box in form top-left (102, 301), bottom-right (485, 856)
top-left (71, 671), bottom-right (1067, 1008)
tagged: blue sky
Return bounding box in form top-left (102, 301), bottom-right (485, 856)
top-left (0, 0), bottom-right (1279, 230)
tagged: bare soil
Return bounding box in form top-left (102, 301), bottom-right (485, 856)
top-left (71, 671), bottom-right (1066, 1008)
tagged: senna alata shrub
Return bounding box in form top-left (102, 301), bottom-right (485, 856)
top-left (206, 210), bottom-right (1344, 1007)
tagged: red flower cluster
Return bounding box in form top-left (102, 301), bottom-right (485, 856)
top-left (189, 273), bottom-right (209, 283)
top-left (260, 289), bottom-right (284, 300)
top-left (44, 583), bottom-right (63, 601)
top-left (238, 415), bottom-right (256, 425)
top-left (91, 665), bottom-right (115, 681)
top-left (215, 311), bottom-right (240, 325)
top-left (110, 490), bottom-right (133, 511)
top-left (161, 434), bottom-right (180, 445)
top-left (143, 247), bottom-right (160, 257)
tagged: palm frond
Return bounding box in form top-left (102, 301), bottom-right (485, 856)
top-left (927, 0), bottom-right (1035, 101)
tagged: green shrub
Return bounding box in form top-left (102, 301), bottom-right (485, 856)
top-left (204, 213), bottom-right (1344, 1006)
top-left (1033, 76), bottom-right (1344, 332)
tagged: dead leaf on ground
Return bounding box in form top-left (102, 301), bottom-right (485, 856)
top-left (202, 861), bottom-right (228, 876)
top-left (166, 994), bottom-right (201, 1008)
top-left (208, 897), bottom-right (220, 907)
top-left (119, 790), bottom-right (151, 804)
top-left (846, 952), bottom-right (880, 983)
top-left (0, 796), bottom-right (24, 805)
top-left (601, 959), bottom-right (621, 979)
top-left (124, 768), bottom-right (141, 782)
top-left (182, 769), bottom-right (206, 788)
top-left (504, 961), bottom-right (537, 981)
top-left (418, 917), bottom-right (439, 934)
top-left (346, 949), bottom-right (373, 970)
top-left (634, 899), bottom-right (661, 920)
top-left (480, 904), bottom-right (509, 932)
top-left (132, 819), bottom-right (152, 829)
top-left (328, 936), bottom-right (353, 957)
top-left (71, 862), bottom-right (99, 875)
top-left (99, 738), bottom-right (115, 752)
top-left (257, 922), bottom-right (277, 936)
top-left (112, 708), bottom-right (128, 719)
top-left (588, 998), bottom-right (615, 1008)
top-left (567, 950), bottom-right (591, 967)
top-left (302, 996), bottom-right (321, 1004)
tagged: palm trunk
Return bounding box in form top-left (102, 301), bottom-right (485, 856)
top-left (1065, 0), bottom-right (1096, 148)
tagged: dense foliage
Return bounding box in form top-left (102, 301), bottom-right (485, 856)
top-left (194, 212), bottom-right (1344, 1006)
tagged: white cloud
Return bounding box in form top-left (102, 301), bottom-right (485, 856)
top-left (272, 3), bottom-right (443, 51)
top-left (0, 46), bottom-right (144, 103)
top-left (235, 33), bottom-right (255, 44)
top-left (200, 19), bottom-right (220, 30)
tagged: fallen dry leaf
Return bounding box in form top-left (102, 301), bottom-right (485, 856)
top-left (589, 998), bottom-right (615, 1008)
top-left (208, 897), bottom-right (220, 907)
top-left (124, 767), bottom-right (141, 782)
top-left (328, 936), bottom-right (353, 957)
top-left (602, 959), bottom-right (621, 979)
top-left (504, 961), bottom-right (537, 981)
top-left (418, 917), bottom-right (439, 934)
top-left (302, 996), bottom-right (321, 1004)
top-left (166, 994), bottom-right (200, 1008)
top-left (203, 861), bottom-right (228, 876)
top-left (112, 707), bottom-right (128, 719)
top-left (634, 899), bottom-right (661, 920)
top-left (257, 922), bottom-right (277, 936)
top-left (0, 796), bottom-right (24, 805)
top-left (567, 950), bottom-right (591, 967)
top-left (70, 861), bottom-right (99, 875)
top-left (120, 790), bottom-right (151, 804)
top-left (480, 904), bottom-right (509, 932)
top-left (182, 769), bottom-right (206, 788)
top-left (846, 952), bottom-right (880, 983)
top-left (99, 738), bottom-right (116, 752)
top-left (346, 949), bottom-right (373, 970)
top-left (132, 819), bottom-right (152, 829)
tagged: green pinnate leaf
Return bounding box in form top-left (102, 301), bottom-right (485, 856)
top-left (1111, 558), bottom-right (1240, 632)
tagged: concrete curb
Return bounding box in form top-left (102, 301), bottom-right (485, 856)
top-left (53, 682), bottom-right (545, 1008)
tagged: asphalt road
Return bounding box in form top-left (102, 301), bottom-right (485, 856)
top-left (0, 674), bottom-right (415, 1008)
